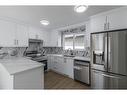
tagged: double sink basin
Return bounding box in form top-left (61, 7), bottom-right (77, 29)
top-left (63, 54), bottom-right (75, 58)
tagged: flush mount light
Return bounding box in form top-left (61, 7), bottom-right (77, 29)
top-left (74, 5), bottom-right (88, 13)
top-left (40, 20), bottom-right (49, 26)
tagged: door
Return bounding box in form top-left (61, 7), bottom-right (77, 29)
top-left (91, 69), bottom-right (108, 89)
top-left (90, 15), bottom-right (107, 32)
top-left (47, 56), bottom-right (52, 70)
top-left (56, 57), bottom-right (64, 74)
top-left (108, 30), bottom-right (127, 75)
top-left (16, 24), bottom-right (28, 47)
top-left (63, 57), bottom-right (68, 75)
top-left (91, 69), bottom-right (127, 89)
top-left (75, 63), bottom-right (89, 84)
top-left (28, 27), bottom-right (38, 39)
top-left (91, 33), bottom-right (108, 71)
top-left (66, 58), bottom-right (74, 79)
top-left (107, 8), bottom-right (127, 30)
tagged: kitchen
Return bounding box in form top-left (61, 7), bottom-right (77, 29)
top-left (0, 5), bottom-right (127, 89)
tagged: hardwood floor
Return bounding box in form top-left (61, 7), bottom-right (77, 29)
top-left (44, 71), bottom-right (90, 89)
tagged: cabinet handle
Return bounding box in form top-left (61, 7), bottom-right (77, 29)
top-left (14, 39), bottom-right (16, 45)
top-left (107, 22), bottom-right (110, 30)
top-left (17, 40), bottom-right (18, 45)
top-left (104, 23), bottom-right (106, 30)
top-left (64, 58), bottom-right (67, 63)
top-left (36, 35), bottom-right (38, 39)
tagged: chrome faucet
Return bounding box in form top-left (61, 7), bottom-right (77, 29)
top-left (67, 48), bottom-right (73, 55)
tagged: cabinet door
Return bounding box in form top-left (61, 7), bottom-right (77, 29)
top-left (90, 15), bottom-right (107, 32)
top-left (57, 32), bottom-right (62, 47)
top-left (63, 58), bottom-right (68, 75)
top-left (50, 56), bottom-right (55, 70)
top-left (47, 56), bottom-right (51, 70)
top-left (66, 58), bottom-right (74, 79)
top-left (16, 24), bottom-right (28, 47)
top-left (36, 30), bottom-right (43, 40)
top-left (49, 30), bottom-right (61, 47)
top-left (57, 57), bottom-right (64, 74)
top-left (51, 56), bottom-right (59, 72)
top-left (28, 27), bottom-right (37, 39)
top-left (108, 8), bottom-right (127, 30)
top-left (63, 58), bottom-right (74, 78)
top-left (0, 20), bottom-right (16, 47)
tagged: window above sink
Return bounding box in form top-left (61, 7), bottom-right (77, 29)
top-left (63, 33), bottom-right (85, 50)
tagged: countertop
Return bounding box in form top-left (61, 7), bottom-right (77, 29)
top-left (74, 56), bottom-right (90, 62)
top-left (47, 54), bottom-right (90, 62)
top-left (0, 57), bottom-right (44, 75)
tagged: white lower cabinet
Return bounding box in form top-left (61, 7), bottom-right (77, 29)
top-left (63, 57), bottom-right (74, 79)
top-left (48, 55), bottom-right (74, 79)
top-left (51, 56), bottom-right (64, 74)
top-left (0, 65), bottom-right (44, 89)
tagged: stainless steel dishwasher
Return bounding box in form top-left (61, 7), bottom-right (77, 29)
top-left (74, 59), bottom-right (90, 85)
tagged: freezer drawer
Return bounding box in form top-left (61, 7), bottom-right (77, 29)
top-left (91, 69), bottom-right (127, 89)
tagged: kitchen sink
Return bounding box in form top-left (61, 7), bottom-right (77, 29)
top-left (63, 55), bottom-right (75, 57)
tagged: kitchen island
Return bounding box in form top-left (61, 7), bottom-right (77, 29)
top-left (0, 57), bottom-right (44, 89)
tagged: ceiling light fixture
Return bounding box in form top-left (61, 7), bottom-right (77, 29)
top-left (40, 20), bottom-right (49, 26)
top-left (74, 5), bottom-right (88, 13)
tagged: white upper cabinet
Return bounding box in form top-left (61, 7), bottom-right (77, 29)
top-left (28, 27), bottom-right (39, 39)
top-left (28, 27), bottom-right (50, 46)
top-left (28, 27), bottom-right (43, 40)
top-left (107, 7), bottom-right (127, 30)
top-left (90, 14), bottom-right (107, 32)
top-left (16, 24), bottom-right (28, 47)
top-left (90, 7), bottom-right (127, 33)
top-left (0, 19), bottom-right (16, 47)
top-left (48, 30), bottom-right (62, 47)
top-left (0, 19), bottom-right (29, 47)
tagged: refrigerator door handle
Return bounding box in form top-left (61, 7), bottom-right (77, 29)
top-left (102, 74), bottom-right (120, 79)
top-left (108, 36), bottom-right (111, 71)
top-left (104, 36), bottom-right (108, 70)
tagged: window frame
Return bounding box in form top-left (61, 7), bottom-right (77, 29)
top-left (63, 33), bottom-right (85, 50)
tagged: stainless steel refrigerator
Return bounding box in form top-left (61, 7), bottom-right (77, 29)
top-left (91, 29), bottom-right (127, 89)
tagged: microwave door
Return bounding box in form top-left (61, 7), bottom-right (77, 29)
top-left (108, 31), bottom-right (127, 76)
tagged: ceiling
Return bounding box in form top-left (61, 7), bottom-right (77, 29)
top-left (0, 6), bottom-right (122, 31)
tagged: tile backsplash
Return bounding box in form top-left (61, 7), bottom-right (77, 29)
top-left (41, 47), bottom-right (90, 57)
top-left (0, 47), bottom-right (26, 58)
top-left (0, 46), bottom-right (90, 58)
top-left (40, 47), bottom-right (63, 54)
